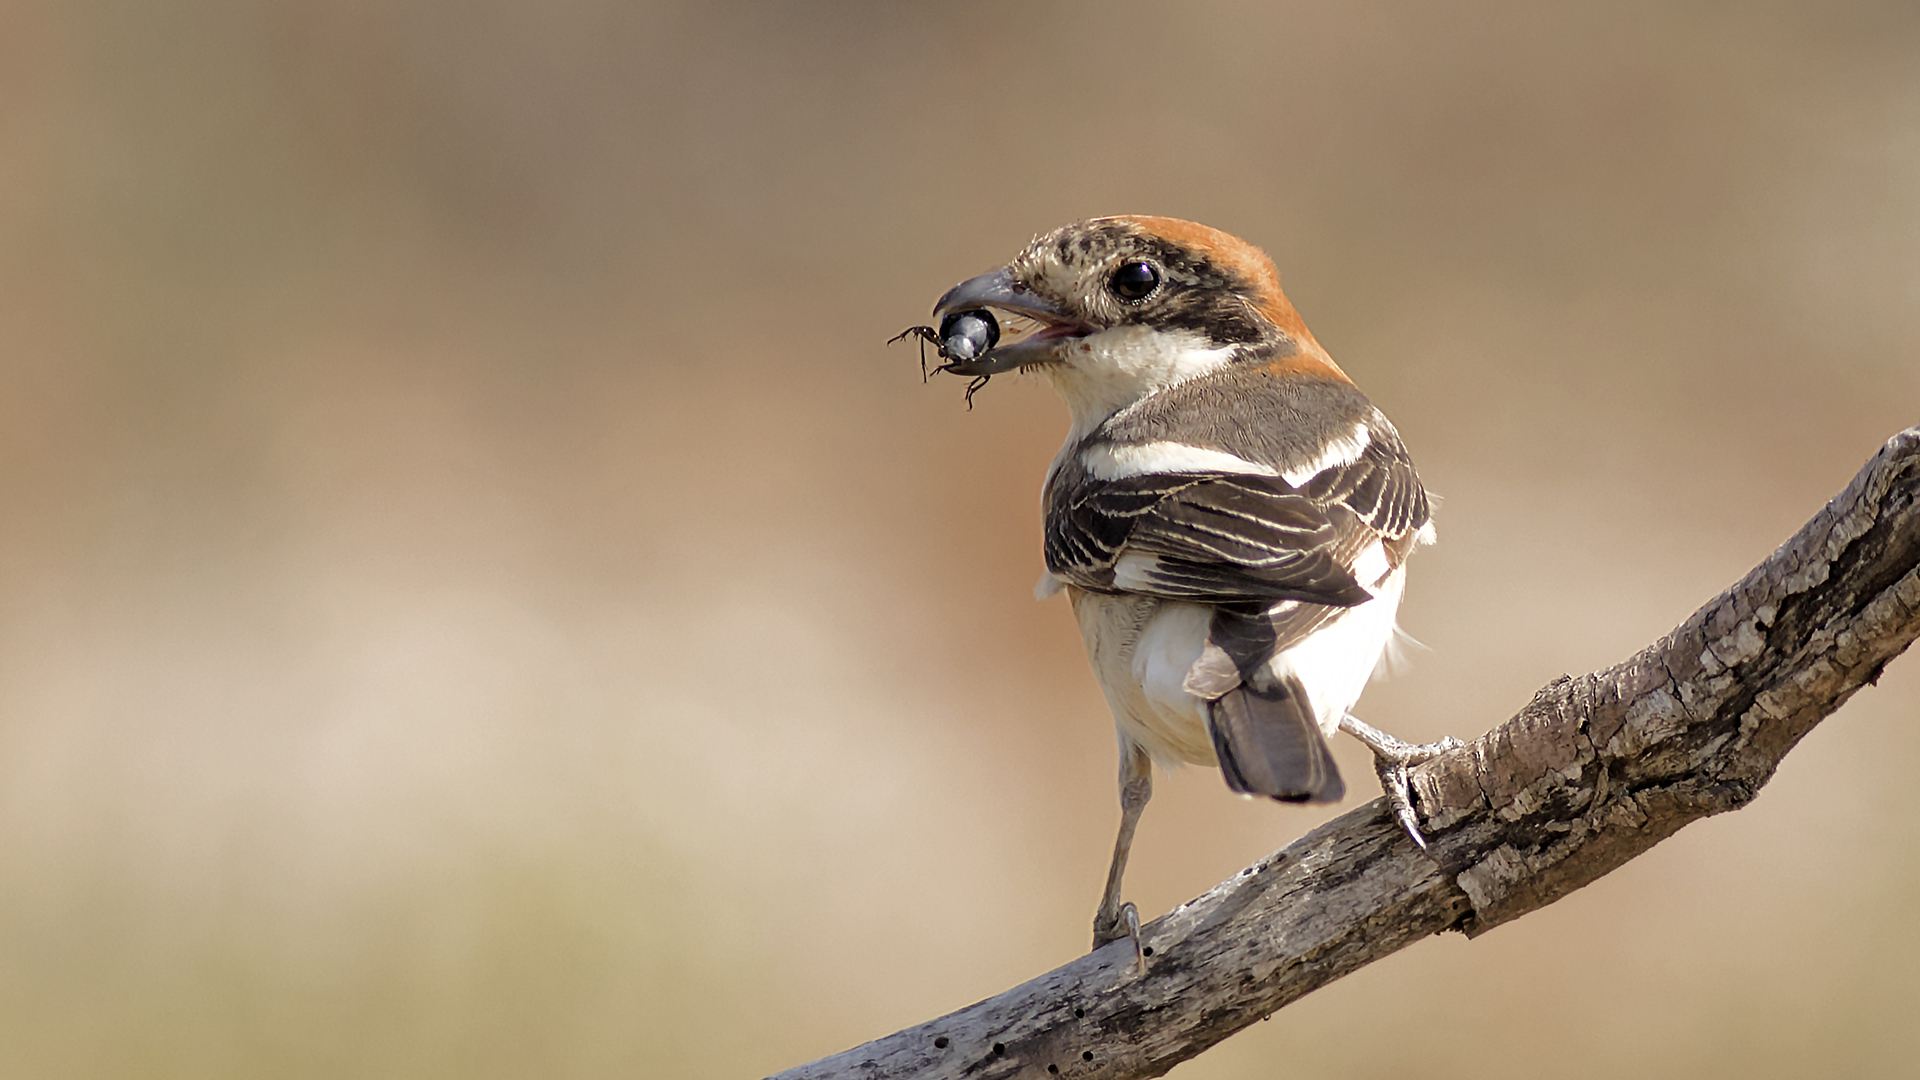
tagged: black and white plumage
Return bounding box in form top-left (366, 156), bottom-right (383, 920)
top-left (1041, 385), bottom-right (1430, 801)
top-left (928, 215), bottom-right (1448, 960)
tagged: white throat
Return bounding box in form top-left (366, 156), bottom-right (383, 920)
top-left (1043, 325), bottom-right (1238, 442)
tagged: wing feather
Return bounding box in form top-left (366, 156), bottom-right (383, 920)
top-left (1045, 426), bottom-right (1428, 609)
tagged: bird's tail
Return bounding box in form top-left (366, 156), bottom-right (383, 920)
top-left (1206, 672), bottom-right (1345, 803)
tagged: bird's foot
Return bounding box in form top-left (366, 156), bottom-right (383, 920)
top-left (1092, 901), bottom-right (1145, 974)
top-left (1338, 714), bottom-right (1465, 851)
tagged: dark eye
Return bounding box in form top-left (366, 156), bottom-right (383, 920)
top-left (1110, 261), bottom-right (1160, 301)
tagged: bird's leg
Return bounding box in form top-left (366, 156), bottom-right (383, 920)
top-left (1338, 713), bottom-right (1465, 850)
top-left (1092, 742), bottom-right (1153, 971)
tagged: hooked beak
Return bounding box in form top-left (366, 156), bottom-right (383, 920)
top-left (932, 268), bottom-right (1090, 376)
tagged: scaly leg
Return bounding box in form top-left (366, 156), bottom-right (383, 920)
top-left (1338, 714), bottom-right (1464, 850)
top-left (1092, 741), bottom-right (1153, 971)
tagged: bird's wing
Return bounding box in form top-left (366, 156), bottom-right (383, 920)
top-left (1045, 432), bottom-right (1428, 608)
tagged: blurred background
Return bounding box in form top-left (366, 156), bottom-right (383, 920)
top-left (2, 1), bottom-right (1917, 1077)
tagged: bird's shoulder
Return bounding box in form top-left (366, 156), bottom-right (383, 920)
top-left (1099, 361), bottom-right (1384, 476)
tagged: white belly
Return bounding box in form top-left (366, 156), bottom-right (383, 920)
top-left (1269, 566), bottom-right (1406, 736)
top-left (1069, 567), bottom-right (1407, 772)
top-left (1070, 591), bottom-right (1217, 768)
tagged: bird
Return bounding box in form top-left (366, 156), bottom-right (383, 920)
top-left (924, 215), bottom-right (1459, 966)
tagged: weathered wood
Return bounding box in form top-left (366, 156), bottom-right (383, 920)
top-left (771, 427), bottom-right (1920, 1080)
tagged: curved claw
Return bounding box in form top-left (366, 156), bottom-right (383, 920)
top-left (1339, 715), bottom-right (1465, 852)
top-left (1094, 901), bottom-right (1146, 974)
top-left (1373, 756), bottom-right (1426, 849)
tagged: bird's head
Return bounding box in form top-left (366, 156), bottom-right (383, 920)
top-left (932, 216), bottom-right (1348, 428)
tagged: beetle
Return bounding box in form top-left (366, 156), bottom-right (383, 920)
top-left (890, 307), bottom-right (1003, 408)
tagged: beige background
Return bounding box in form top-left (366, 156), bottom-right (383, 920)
top-left (3, 1), bottom-right (1918, 1077)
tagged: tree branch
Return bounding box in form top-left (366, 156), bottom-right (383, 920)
top-left (771, 427), bottom-right (1920, 1080)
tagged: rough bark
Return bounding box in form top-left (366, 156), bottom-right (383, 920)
top-left (770, 427), bottom-right (1920, 1080)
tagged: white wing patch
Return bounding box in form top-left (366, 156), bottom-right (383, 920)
top-left (1281, 421), bottom-right (1371, 487)
top-left (1350, 537), bottom-right (1391, 590)
top-left (1111, 551), bottom-right (1162, 592)
top-left (1082, 441), bottom-right (1279, 481)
